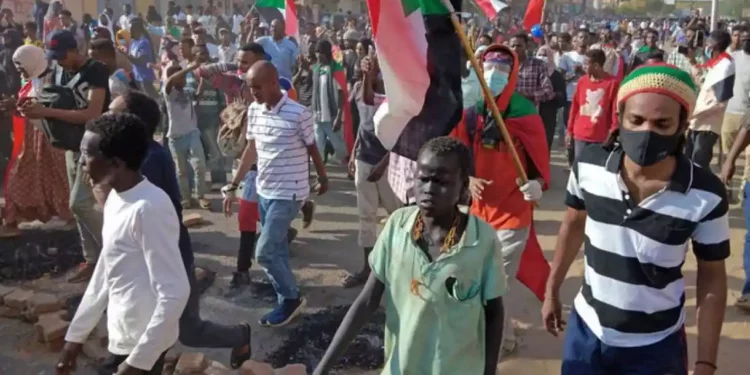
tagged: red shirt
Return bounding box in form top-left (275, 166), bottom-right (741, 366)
top-left (567, 74), bottom-right (620, 143)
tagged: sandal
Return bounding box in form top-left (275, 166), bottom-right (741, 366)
top-left (735, 295), bottom-right (750, 311)
top-left (229, 323), bottom-right (252, 369)
top-left (342, 271), bottom-right (369, 288)
top-left (0, 225), bottom-right (21, 239)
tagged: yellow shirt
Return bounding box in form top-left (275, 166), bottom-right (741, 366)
top-left (24, 38), bottom-right (44, 48)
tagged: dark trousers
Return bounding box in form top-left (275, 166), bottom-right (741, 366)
top-left (685, 130), bottom-right (719, 169)
top-left (179, 263), bottom-right (248, 348)
top-left (0, 116), bottom-right (12, 181)
top-left (562, 310), bottom-right (688, 375)
top-left (539, 102), bottom-right (559, 150)
top-left (98, 352), bottom-right (166, 375)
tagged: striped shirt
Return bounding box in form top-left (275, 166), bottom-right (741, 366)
top-left (565, 145), bottom-right (730, 348)
top-left (246, 93), bottom-right (314, 201)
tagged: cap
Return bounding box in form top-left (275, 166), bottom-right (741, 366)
top-left (219, 27), bottom-right (230, 34)
top-left (46, 30), bottom-right (78, 60)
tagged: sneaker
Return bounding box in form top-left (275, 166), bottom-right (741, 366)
top-left (259, 298), bottom-right (306, 327)
top-left (68, 262), bottom-right (96, 283)
top-left (229, 271), bottom-right (251, 290)
top-left (735, 295), bottom-right (750, 311)
top-left (198, 198), bottom-right (211, 210)
top-left (301, 201), bottom-right (315, 229)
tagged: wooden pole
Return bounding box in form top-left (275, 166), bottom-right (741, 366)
top-left (441, 0), bottom-right (530, 184)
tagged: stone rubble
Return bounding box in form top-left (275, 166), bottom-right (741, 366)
top-left (0, 284), bottom-right (309, 373)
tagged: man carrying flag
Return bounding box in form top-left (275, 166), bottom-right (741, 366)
top-left (451, 44), bottom-right (551, 354)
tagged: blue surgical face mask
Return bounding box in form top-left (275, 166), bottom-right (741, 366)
top-left (704, 47), bottom-right (712, 59)
top-left (484, 70), bottom-right (509, 97)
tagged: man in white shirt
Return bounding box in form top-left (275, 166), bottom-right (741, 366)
top-left (118, 4), bottom-right (134, 31)
top-left (55, 113), bottom-right (190, 375)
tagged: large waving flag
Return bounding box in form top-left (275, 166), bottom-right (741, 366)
top-left (255, 0), bottom-right (299, 40)
top-left (522, 0), bottom-right (545, 31)
top-left (368, 0), bottom-right (463, 160)
top-left (475, 0), bottom-right (508, 20)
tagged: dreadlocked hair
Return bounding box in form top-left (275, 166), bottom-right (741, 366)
top-left (604, 106), bottom-right (689, 154)
top-left (418, 136), bottom-right (472, 186)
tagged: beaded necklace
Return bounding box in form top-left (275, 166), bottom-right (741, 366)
top-left (409, 211), bottom-right (461, 296)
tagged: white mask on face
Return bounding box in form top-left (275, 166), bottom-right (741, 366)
top-left (484, 69), bottom-right (509, 97)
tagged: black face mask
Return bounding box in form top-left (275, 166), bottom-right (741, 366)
top-left (619, 128), bottom-right (681, 166)
top-left (743, 39), bottom-right (750, 54)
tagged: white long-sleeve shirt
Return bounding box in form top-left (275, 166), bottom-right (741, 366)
top-left (65, 178), bottom-right (189, 370)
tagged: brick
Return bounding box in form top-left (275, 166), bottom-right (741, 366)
top-left (0, 306), bottom-right (22, 319)
top-left (204, 360), bottom-right (230, 375)
top-left (174, 352), bottom-right (208, 374)
top-left (183, 213), bottom-right (204, 227)
top-left (162, 349), bottom-right (180, 375)
top-left (0, 285), bottom-right (16, 304)
top-left (27, 293), bottom-right (62, 315)
top-left (275, 364), bottom-right (307, 375)
top-left (34, 315), bottom-right (69, 343)
top-left (239, 360), bottom-right (274, 375)
top-left (3, 289), bottom-right (33, 309)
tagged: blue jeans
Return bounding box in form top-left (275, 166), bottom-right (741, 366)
top-left (314, 121), bottom-right (348, 161)
top-left (562, 309), bottom-right (688, 375)
top-left (256, 197), bottom-right (302, 304)
top-left (168, 130), bottom-right (207, 200)
top-left (742, 183), bottom-right (750, 295)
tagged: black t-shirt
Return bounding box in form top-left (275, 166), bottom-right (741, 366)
top-left (58, 59), bottom-right (111, 116)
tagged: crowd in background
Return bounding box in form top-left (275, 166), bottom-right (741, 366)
top-left (0, 1), bottom-right (747, 374)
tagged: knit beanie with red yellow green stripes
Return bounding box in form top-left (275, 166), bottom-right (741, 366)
top-left (617, 63), bottom-right (698, 114)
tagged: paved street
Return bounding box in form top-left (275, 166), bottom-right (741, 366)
top-left (2, 147), bottom-right (750, 374)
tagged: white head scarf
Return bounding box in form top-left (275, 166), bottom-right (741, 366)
top-left (99, 12), bottom-right (115, 42)
top-left (13, 45), bottom-right (48, 79)
top-left (13, 45), bottom-right (48, 95)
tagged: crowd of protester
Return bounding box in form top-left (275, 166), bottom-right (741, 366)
top-left (0, 1), bottom-right (747, 374)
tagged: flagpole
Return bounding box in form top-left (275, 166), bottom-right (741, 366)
top-left (441, 0), bottom-right (530, 184)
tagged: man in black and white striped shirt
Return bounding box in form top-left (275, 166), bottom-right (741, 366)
top-left (543, 65), bottom-right (729, 375)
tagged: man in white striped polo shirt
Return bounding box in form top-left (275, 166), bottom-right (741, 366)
top-left (543, 65), bottom-right (729, 375)
top-left (222, 61), bottom-right (329, 327)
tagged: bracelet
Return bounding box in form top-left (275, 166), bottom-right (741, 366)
top-left (695, 361), bottom-right (717, 370)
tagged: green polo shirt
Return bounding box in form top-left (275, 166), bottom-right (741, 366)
top-left (369, 206), bottom-right (508, 375)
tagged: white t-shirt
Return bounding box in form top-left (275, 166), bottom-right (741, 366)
top-left (162, 87), bottom-right (198, 138)
top-left (65, 179), bottom-right (189, 371)
top-left (245, 93), bottom-right (316, 201)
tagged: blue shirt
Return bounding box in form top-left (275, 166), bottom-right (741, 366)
top-left (256, 36), bottom-right (299, 80)
top-left (141, 140), bottom-right (194, 269)
top-left (130, 37), bottom-right (157, 82)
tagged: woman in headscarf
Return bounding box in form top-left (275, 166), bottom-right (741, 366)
top-left (42, 0), bottom-right (63, 40)
top-left (0, 45), bottom-right (72, 238)
top-left (536, 44), bottom-right (567, 149)
top-left (97, 12), bottom-right (115, 42)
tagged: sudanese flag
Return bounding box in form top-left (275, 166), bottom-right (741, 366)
top-left (366, 0), bottom-right (463, 160)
